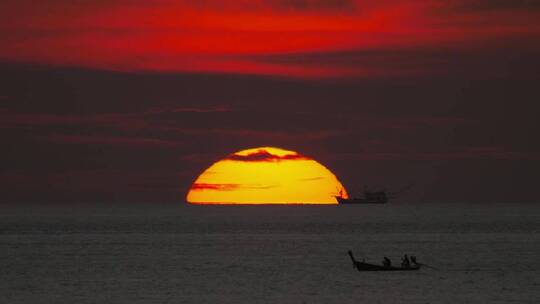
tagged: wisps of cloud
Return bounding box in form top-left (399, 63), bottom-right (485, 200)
top-left (451, 0), bottom-right (540, 12)
top-left (170, 106), bottom-right (232, 113)
top-left (326, 146), bottom-right (540, 161)
top-left (1, 0), bottom-right (538, 78)
top-left (0, 106), bottom-right (233, 129)
top-left (44, 134), bottom-right (182, 148)
top-left (0, 108), bottom-right (475, 150)
top-left (225, 149), bottom-right (310, 162)
top-left (190, 182), bottom-right (276, 191)
top-left (260, 0), bottom-right (357, 12)
top-left (187, 0), bottom-right (357, 12)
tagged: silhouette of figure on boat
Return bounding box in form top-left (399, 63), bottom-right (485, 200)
top-left (410, 255), bottom-right (417, 266)
top-left (382, 256), bottom-right (392, 267)
top-left (401, 254), bottom-right (411, 268)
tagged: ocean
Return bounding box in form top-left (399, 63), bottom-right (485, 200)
top-left (1, 203), bottom-right (539, 303)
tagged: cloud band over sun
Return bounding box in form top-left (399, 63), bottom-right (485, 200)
top-left (225, 149), bottom-right (310, 162)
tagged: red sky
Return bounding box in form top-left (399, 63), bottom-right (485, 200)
top-left (1, 1), bottom-right (540, 204)
top-left (1, 0), bottom-right (539, 77)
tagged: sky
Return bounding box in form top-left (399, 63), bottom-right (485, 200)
top-left (1, 0), bottom-right (539, 203)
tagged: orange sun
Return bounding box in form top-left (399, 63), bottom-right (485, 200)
top-left (186, 147), bottom-right (348, 204)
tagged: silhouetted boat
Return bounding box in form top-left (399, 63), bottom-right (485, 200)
top-left (348, 251), bottom-right (421, 271)
top-left (336, 184), bottom-right (413, 204)
top-left (336, 190), bottom-right (389, 204)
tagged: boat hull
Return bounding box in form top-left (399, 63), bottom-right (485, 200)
top-left (354, 262), bottom-right (420, 271)
top-left (336, 197), bottom-right (387, 204)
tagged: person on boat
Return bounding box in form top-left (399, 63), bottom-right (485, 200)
top-left (401, 254), bottom-right (410, 268)
top-left (410, 256), bottom-right (418, 266)
top-left (382, 257), bottom-right (391, 267)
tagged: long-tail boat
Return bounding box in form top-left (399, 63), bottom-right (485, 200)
top-left (348, 250), bottom-right (421, 271)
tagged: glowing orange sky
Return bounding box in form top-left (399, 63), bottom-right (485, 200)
top-left (187, 147), bottom-right (348, 204)
top-left (1, 0), bottom-right (539, 77)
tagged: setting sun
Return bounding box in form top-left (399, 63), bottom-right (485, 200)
top-left (186, 147), bottom-right (348, 204)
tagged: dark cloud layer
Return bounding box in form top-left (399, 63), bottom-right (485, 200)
top-left (225, 149), bottom-right (310, 162)
top-left (249, 47), bottom-right (540, 78)
top-left (454, 0), bottom-right (540, 12)
top-left (268, 0), bottom-right (357, 11)
top-left (1, 61), bottom-right (539, 203)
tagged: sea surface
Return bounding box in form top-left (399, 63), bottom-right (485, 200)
top-left (1, 203), bottom-right (539, 303)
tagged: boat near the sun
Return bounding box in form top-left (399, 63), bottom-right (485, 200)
top-left (336, 190), bottom-right (389, 204)
top-left (347, 251), bottom-right (421, 272)
top-left (336, 184), bottom-right (413, 204)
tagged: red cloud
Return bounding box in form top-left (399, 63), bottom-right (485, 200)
top-left (0, 0), bottom-right (538, 78)
top-left (225, 149), bottom-right (310, 162)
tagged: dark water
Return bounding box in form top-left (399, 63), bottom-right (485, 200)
top-left (1, 203), bottom-right (539, 303)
